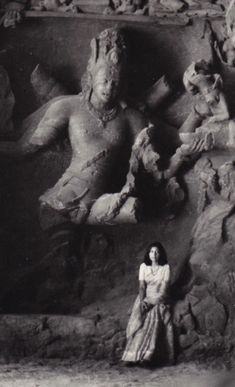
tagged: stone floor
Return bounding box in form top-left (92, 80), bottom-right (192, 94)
top-left (0, 360), bottom-right (233, 387)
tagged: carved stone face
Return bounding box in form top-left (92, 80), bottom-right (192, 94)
top-left (203, 88), bottom-right (220, 106)
top-left (92, 68), bottom-right (121, 106)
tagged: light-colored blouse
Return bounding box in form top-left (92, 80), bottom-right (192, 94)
top-left (139, 263), bottom-right (170, 305)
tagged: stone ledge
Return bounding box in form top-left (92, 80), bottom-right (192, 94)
top-left (0, 314), bottom-right (125, 362)
top-left (0, 10), bottom-right (225, 25)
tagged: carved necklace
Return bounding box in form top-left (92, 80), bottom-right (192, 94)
top-left (86, 99), bottom-right (118, 127)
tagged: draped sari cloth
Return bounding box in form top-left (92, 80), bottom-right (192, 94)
top-left (122, 263), bottom-right (174, 363)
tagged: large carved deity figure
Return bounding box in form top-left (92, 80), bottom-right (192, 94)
top-left (0, 28), bottom-right (147, 227)
top-left (0, 27), bottom-right (200, 228)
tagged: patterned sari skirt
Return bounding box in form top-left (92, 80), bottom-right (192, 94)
top-left (122, 295), bottom-right (174, 363)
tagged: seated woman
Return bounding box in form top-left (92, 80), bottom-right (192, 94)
top-left (122, 242), bottom-right (174, 366)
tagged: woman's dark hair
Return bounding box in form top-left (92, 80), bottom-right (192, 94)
top-left (143, 242), bottom-right (168, 266)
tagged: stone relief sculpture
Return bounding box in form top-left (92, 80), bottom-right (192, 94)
top-left (181, 59), bottom-right (229, 130)
top-left (0, 0), bottom-right (228, 24)
top-left (31, 0), bottom-right (77, 12)
top-left (207, 0), bottom-right (235, 67)
top-left (104, 0), bottom-right (148, 15)
top-left (0, 0), bottom-right (27, 28)
top-left (148, 0), bottom-right (224, 16)
top-left (1, 6), bottom-right (235, 364)
top-left (0, 27), bottom-right (202, 315)
top-left (0, 28), bottom-right (144, 225)
top-left (175, 59), bottom-right (235, 155)
top-left (0, 28), bottom-right (202, 226)
top-left (221, 0), bottom-right (235, 66)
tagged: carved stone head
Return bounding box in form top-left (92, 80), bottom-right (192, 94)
top-left (81, 28), bottom-right (127, 102)
top-left (183, 60), bottom-right (214, 96)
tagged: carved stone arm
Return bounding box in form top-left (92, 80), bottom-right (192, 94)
top-left (163, 147), bottom-right (188, 180)
top-left (179, 108), bottom-right (203, 134)
top-left (0, 140), bottom-right (40, 159)
top-left (163, 134), bottom-right (215, 180)
top-left (0, 98), bottom-right (69, 159)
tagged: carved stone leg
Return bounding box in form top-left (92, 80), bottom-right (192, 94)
top-left (39, 204), bottom-right (81, 287)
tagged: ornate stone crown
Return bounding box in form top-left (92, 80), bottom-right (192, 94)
top-left (81, 28), bottom-right (127, 101)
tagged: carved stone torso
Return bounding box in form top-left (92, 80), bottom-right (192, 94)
top-left (68, 95), bottom-right (128, 165)
top-left (37, 94), bottom-right (145, 211)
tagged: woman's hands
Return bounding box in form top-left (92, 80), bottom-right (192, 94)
top-left (140, 300), bottom-right (151, 314)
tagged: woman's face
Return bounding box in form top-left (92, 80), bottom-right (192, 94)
top-left (149, 246), bottom-right (160, 264)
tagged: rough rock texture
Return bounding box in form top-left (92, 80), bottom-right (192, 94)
top-left (0, 65), bottom-right (15, 136)
top-left (173, 153), bottom-right (235, 364)
top-left (0, 314), bottom-right (125, 362)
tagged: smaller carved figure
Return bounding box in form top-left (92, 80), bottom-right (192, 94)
top-left (178, 60), bottom-right (231, 155)
top-left (210, 0), bottom-right (235, 66)
top-left (116, 0), bottom-right (135, 14)
top-left (220, 0), bottom-right (235, 66)
top-left (30, 0), bottom-right (77, 12)
top-left (104, 0), bottom-right (148, 15)
top-left (149, 0), bottom-right (224, 15)
top-left (133, 0), bottom-right (148, 15)
top-left (0, 0), bottom-right (27, 28)
top-left (182, 60), bottom-right (229, 128)
top-left (122, 242), bottom-right (174, 365)
top-left (149, 0), bottom-right (186, 15)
